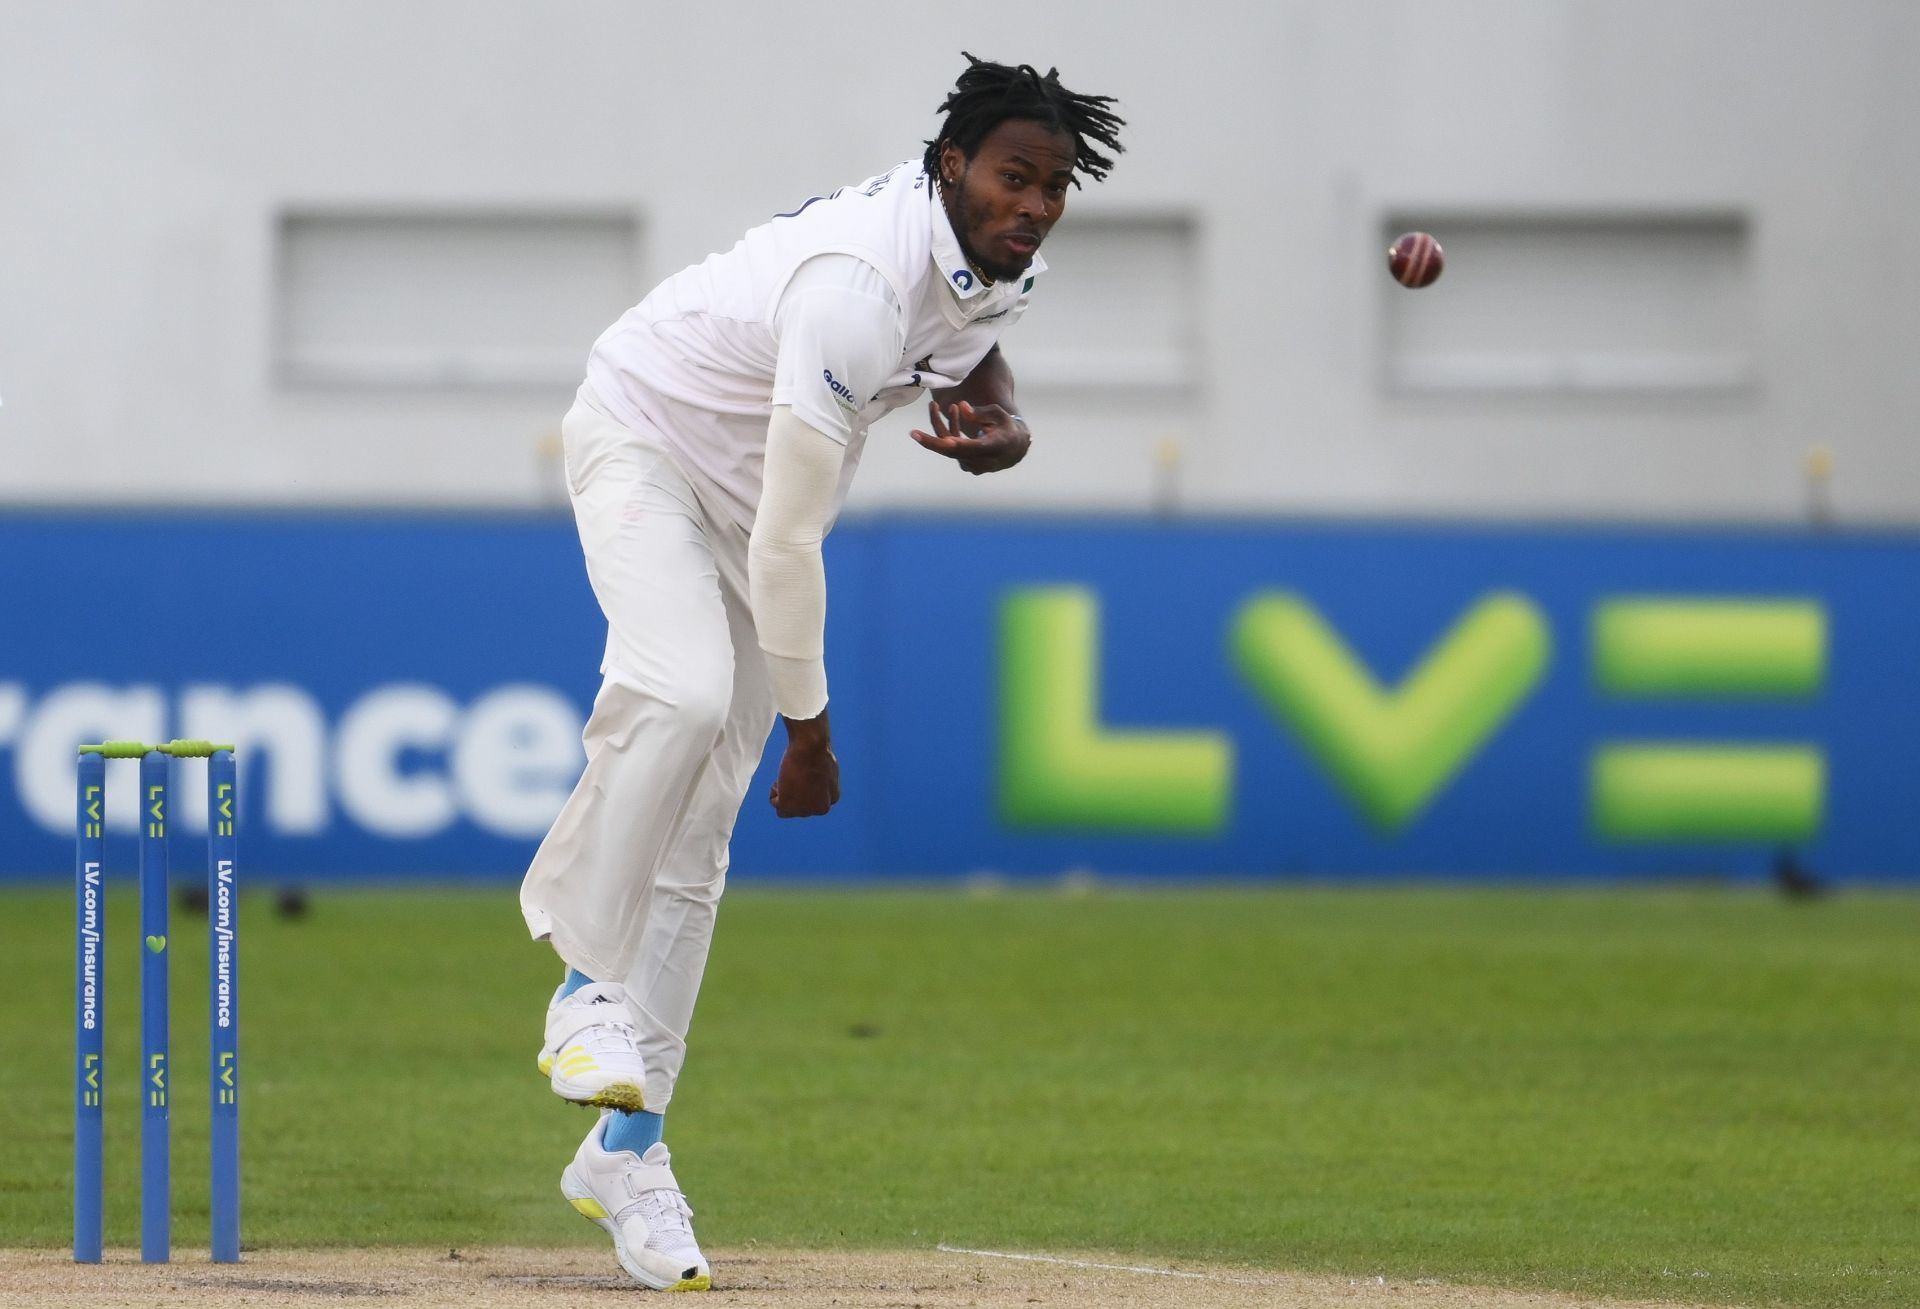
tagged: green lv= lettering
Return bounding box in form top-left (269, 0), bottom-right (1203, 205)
top-left (1232, 592), bottom-right (1549, 832)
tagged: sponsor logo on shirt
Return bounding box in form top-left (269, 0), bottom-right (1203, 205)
top-left (823, 369), bottom-right (860, 410)
top-left (951, 269), bottom-right (975, 292)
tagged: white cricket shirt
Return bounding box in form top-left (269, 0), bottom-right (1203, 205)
top-left (585, 162), bottom-right (1043, 528)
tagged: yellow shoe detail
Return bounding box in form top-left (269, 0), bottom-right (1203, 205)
top-left (666, 1274), bottom-right (712, 1292)
top-left (588, 1084), bottom-right (647, 1112)
top-left (536, 1052), bottom-right (555, 1076)
top-left (569, 1196), bottom-right (610, 1220)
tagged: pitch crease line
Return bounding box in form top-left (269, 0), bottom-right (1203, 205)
top-left (935, 1244), bottom-right (1267, 1284)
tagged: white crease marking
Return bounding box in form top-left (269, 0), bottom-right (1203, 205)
top-left (935, 1244), bottom-right (1269, 1285)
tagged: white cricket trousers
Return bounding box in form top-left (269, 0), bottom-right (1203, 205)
top-left (520, 382), bottom-right (777, 1111)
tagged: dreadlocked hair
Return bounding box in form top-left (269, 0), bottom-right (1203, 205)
top-left (922, 52), bottom-right (1125, 187)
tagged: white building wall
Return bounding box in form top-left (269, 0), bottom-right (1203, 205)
top-left (0, 0), bottom-right (1914, 523)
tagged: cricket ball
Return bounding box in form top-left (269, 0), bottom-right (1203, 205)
top-left (1387, 231), bottom-right (1444, 288)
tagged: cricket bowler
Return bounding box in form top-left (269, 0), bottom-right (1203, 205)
top-left (519, 54), bottom-right (1125, 1290)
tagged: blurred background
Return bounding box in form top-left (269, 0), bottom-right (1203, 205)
top-left (4, 0), bottom-right (1918, 885)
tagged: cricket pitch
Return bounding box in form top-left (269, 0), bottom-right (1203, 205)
top-left (0, 1246), bottom-right (1740, 1308)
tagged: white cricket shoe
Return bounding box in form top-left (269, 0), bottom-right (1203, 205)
top-left (538, 981), bottom-right (649, 1111)
top-left (561, 1119), bottom-right (712, 1292)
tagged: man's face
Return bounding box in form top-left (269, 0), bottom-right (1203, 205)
top-left (939, 118), bottom-right (1076, 284)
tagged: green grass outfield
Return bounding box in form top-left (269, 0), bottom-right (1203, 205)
top-left (2, 884), bottom-right (1915, 1307)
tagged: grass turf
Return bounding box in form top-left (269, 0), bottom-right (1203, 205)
top-left (0, 884), bottom-right (1914, 1307)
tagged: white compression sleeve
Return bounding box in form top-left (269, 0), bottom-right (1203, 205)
top-left (750, 406), bottom-right (846, 720)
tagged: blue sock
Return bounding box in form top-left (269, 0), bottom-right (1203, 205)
top-left (559, 967), bottom-right (596, 999)
top-left (603, 1108), bottom-right (666, 1156)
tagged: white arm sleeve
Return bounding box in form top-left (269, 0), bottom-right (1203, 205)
top-left (750, 406), bottom-right (845, 720)
top-left (752, 258), bottom-right (902, 720)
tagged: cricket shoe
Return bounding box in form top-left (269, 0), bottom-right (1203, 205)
top-left (561, 1119), bottom-right (712, 1291)
top-left (538, 981), bottom-right (649, 1111)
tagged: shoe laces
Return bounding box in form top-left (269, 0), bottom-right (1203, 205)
top-left (576, 1014), bottom-right (638, 1055)
top-left (628, 1182), bottom-right (697, 1255)
top-left (569, 992), bottom-right (639, 1054)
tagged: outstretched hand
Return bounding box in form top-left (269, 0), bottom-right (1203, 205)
top-left (910, 400), bottom-right (1031, 476)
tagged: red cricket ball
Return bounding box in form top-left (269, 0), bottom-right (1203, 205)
top-left (1387, 231), bottom-right (1444, 288)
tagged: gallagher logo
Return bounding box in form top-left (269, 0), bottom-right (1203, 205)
top-left (822, 369), bottom-right (859, 409)
top-left (951, 269), bottom-right (975, 292)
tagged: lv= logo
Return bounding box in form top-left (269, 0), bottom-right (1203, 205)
top-left (1231, 592), bottom-right (1547, 831)
top-left (1588, 599), bottom-right (1825, 841)
top-left (998, 587), bottom-right (1825, 841)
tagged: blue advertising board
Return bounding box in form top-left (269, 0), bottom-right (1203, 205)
top-left (1, 512), bottom-right (1914, 882)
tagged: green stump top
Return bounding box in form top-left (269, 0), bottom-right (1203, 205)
top-left (78, 740), bottom-right (236, 758)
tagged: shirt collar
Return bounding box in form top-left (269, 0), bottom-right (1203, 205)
top-left (927, 174), bottom-right (1047, 301)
